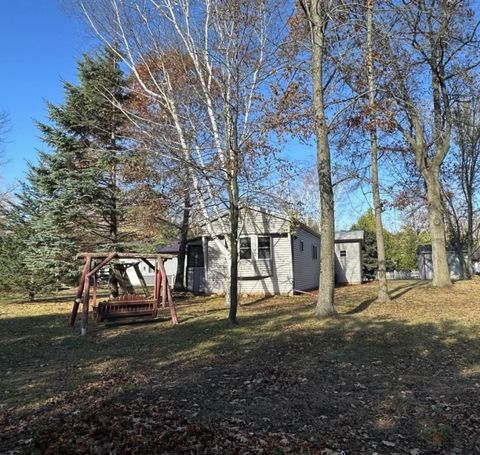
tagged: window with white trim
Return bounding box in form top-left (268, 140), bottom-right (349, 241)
top-left (258, 236), bottom-right (271, 259)
top-left (239, 237), bottom-right (252, 259)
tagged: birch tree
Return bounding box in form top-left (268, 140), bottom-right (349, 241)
top-left (79, 0), bottom-right (285, 323)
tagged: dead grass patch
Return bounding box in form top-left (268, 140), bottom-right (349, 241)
top-left (1, 280), bottom-right (479, 453)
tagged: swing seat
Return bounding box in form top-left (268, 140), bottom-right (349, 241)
top-left (93, 294), bottom-right (159, 321)
top-left (70, 252), bottom-right (179, 334)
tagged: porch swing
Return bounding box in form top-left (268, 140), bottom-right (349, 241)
top-left (69, 252), bottom-right (179, 335)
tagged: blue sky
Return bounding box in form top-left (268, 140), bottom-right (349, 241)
top-left (0, 1), bottom-right (379, 230)
top-left (0, 0), bottom-right (92, 188)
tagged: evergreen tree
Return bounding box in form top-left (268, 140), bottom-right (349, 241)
top-left (34, 46), bottom-right (130, 251)
top-left (0, 47), bottom-right (132, 298)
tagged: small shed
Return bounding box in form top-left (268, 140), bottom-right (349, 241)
top-left (417, 245), bottom-right (468, 280)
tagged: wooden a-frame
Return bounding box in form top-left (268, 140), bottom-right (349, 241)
top-left (69, 252), bottom-right (178, 335)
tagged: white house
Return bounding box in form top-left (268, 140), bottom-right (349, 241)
top-left (125, 244), bottom-right (178, 288)
top-left (184, 207), bottom-right (363, 295)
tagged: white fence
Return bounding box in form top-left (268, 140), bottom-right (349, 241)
top-left (382, 270), bottom-right (421, 280)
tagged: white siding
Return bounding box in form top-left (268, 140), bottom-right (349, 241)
top-left (204, 208), bottom-right (290, 237)
top-left (125, 258), bottom-right (177, 287)
top-left (200, 208), bottom-right (293, 295)
top-left (418, 251), bottom-right (470, 280)
top-left (238, 235), bottom-right (293, 295)
top-left (334, 242), bottom-right (362, 284)
top-left (292, 227), bottom-right (320, 291)
top-left (205, 235), bottom-right (293, 295)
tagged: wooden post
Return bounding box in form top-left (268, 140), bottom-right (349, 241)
top-left (92, 272), bottom-right (97, 308)
top-left (69, 257), bottom-right (90, 327)
top-left (81, 255), bottom-right (92, 336)
top-left (153, 262), bottom-right (158, 301)
top-left (87, 252), bottom-right (117, 277)
top-left (162, 276), bottom-right (168, 309)
top-left (160, 262), bottom-right (168, 309)
top-left (154, 259), bottom-right (161, 318)
top-left (166, 281), bottom-right (179, 325)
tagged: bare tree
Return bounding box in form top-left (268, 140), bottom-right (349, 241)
top-left (298, 0), bottom-right (338, 317)
top-left (378, 0), bottom-right (480, 287)
top-left (365, 0), bottom-right (390, 302)
top-left (79, 0), bottom-right (285, 323)
top-left (0, 111), bottom-right (8, 162)
top-left (444, 95), bottom-right (480, 278)
top-left (0, 111), bottom-right (9, 203)
top-left (453, 98), bottom-right (480, 277)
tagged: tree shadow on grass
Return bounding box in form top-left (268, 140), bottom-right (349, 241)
top-left (240, 296), bottom-right (272, 307)
top-left (344, 296), bottom-right (377, 314)
top-left (389, 280), bottom-right (429, 299)
top-left (344, 280), bottom-right (430, 315)
top-left (1, 295), bottom-right (479, 453)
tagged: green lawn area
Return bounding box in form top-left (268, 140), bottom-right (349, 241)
top-left (1, 280), bottom-right (479, 453)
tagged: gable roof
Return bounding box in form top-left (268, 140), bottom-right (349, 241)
top-left (192, 205), bottom-right (363, 242)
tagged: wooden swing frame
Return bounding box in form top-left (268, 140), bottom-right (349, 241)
top-left (69, 252), bottom-right (178, 335)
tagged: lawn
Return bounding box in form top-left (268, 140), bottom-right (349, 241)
top-left (1, 280), bottom-right (479, 454)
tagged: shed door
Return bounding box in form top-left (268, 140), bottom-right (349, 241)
top-left (186, 245), bottom-right (205, 292)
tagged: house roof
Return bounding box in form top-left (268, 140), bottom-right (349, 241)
top-left (192, 205), bottom-right (363, 242)
top-left (156, 240), bottom-right (181, 255)
top-left (195, 205), bottom-right (290, 228)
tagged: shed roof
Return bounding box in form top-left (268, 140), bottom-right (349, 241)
top-left (334, 230), bottom-right (364, 242)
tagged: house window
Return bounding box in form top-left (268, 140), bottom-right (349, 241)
top-left (340, 250), bottom-right (347, 257)
top-left (258, 236), bottom-right (271, 259)
top-left (300, 240), bottom-right (304, 252)
top-left (312, 245), bottom-right (318, 260)
top-left (239, 237), bottom-right (252, 259)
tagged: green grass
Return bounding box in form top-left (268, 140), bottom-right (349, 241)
top-left (1, 280), bottom-right (479, 453)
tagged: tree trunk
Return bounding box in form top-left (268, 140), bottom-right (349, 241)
top-left (228, 206), bottom-right (239, 325)
top-left (366, 0), bottom-right (390, 303)
top-left (174, 190), bottom-right (190, 291)
top-left (308, 0), bottom-right (336, 317)
top-left (133, 262), bottom-right (149, 296)
top-left (371, 133), bottom-right (391, 301)
top-left (108, 268), bottom-right (119, 298)
top-left (425, 172), bottom-right (451, 287)
top-left (465, 195), bottom-right (474, 279)
top-left (227, 149), bottom-right (240, 325)
top-left (109, 263), bottom-right (135, 295)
